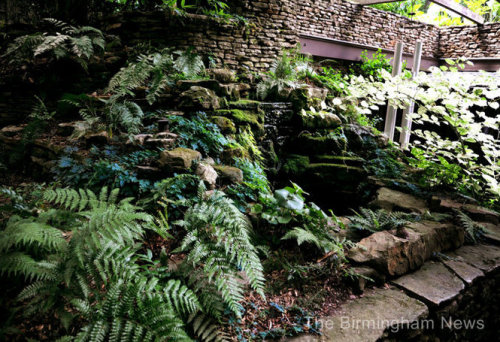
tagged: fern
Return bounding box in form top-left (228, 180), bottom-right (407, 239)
top-left (454, 209), bottom-right (489, 244)
top-left (106, 48), bottom-right (205, 104)
top-left (347, 208), bottom-right (415, 234)
top-left (176, 192), bottom-right (265, 317)
top-left (3, 18), bottom-right (105, 70)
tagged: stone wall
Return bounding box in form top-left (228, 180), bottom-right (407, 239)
top-left (294, 0), bottom-right (440, 58)
top-left (439, 23), bottom-right (500, 58)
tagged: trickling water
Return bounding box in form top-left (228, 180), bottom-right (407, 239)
top-left (260, 102), bottom-right (294, 148)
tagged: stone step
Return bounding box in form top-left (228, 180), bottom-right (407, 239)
top-left (288, 288), bottom-right (428, 342)
top-left (309, 155), bottom-right (365, 168)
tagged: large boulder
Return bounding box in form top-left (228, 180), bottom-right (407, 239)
top-left (179, 86), bottom-right (220, 110)
top-left (369, 187), bottom-right (428, 214)
top-left (301, 110), bottom-right (342, 129)
top-left (159, 147), bottom-right (201, 172)
top-left (209, 68), bottom-right (236, 83)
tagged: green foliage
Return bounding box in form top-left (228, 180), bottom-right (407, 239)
top-left (225, 157), bottom-right (271, 210)
top-left (53, 146), bottom-right (156, 196)
top-left (454, 209), bottom-right (489, 244)
top-left (176, 191), bottom-right (265, 317)
top-left (168, 112), bottom-right (230, 157)
top-left (347, 208), bottom-right (416, 234)
top-left (0, 186), bottom-right (226, 341)
top-left (308, 66), bottom-right (347, 96)
top-left (257, 47), bottom-right (313, 100)
top-left (107, 48), bottom-right (206, 104)
top-left (253, 183), bottom-right (352, 258)
top-left (3, 18), bottom-right (105, 70)
top-left (354, 49), bottom-right (392, 81)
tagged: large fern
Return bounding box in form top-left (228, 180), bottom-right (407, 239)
top-left (0, 187), bottom-right (223, 342)
top-left (347, 208), bottom-right (416, 234)
top-left (106, 48), bottom-right (206, 104)
top-left (176, 191), bottom-right (265, 317)
top-left (454, 209), bottom-right (489, 244)
top-left (3, 18), bottom-right (105, 70)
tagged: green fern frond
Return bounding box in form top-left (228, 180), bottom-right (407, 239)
top-left (454, 209), bottom-right (489, 244)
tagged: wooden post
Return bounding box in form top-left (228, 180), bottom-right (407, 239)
top-left (400, 41), bottom-right (423, 149)
top-left (383, 42), bottom-right (404, 141)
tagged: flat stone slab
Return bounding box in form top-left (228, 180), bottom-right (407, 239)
top-left (288, 288), bottom-right (428, 342)
top-left (480, 221), bottom-right (500, 244)
top-left (443, 259), bottom-right (484, 284)
top-left (447, 244), bottom-right (500, 273)
top-left (369, 187), bottom-right (428, 214)
top-left (392, 261), bottom-right (465, 306)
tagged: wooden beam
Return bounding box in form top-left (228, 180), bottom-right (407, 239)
top-left (351, 0), bottom-right (484, 24)
top-left (431, 0), bottom-right (484, 24)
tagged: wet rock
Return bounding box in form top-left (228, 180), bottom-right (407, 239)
top-left (289, 288), bottom-right (428, 342)
top-left (392, 261), bottom-right (465, 306)
top-left (369, 187), bottom-right (428, 214)
top-left (159, 147), bottom-right (201, 172)
top-left (179, 86), bottom-right (220, 110)
top-left (196, 162), bottom-right (218, 189)
top-left (214, 165), bottom-right (244, 184)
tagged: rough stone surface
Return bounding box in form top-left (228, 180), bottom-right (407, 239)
top-left (369, 187), bottom-right (428, 214)
top-left (195, 162), bottom-right (218, 189)
top-left (443, 259), bottom-right (484, 285)
top-left (407, 221), bottom-right (464, 255)
top-left (447, 244), bottom-right (500, 273)
top-left (213, 165), bottom-right (244, 184)
top-left (159, 147), bottom-right (202, 172)
top-left (289, 288), bottom-right (428, 342)
top-left (481, 221), bottom-right (500, 244)
top-left (392, 261), bottom-right (465, 306)
top-left (178, 86), bottom-right (220, 110)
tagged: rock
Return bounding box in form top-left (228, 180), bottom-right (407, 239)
top-left (210, 116), bottom-right (236, 134)
top-left (196, 162), bottom-right (218, 189)
top-left (144, 138), bottom-right (176, 149)
top-left (350, 266), bottom-right (386, 293)
top-left (130, 134), bottom-right (153, 146)
top-left (481, 221), bottom-right (500, 244)
top-left (228, 99), bottom-right (262, 110)
top-left (288, 288), bottom-right (428, 342)
top-left (213, 108), bottom-right (264, 136)
top-left (369, 187), bottom-right (428, 214)
top-left (159, 147), bottom-right (202, 172)
top-left (446, 244), bottom-right (500, 273)
top-left (209, 68), bottom-right (236, 83)
top-left (301, 111), bottom-right (342, 129)
top-left (282, 154), bottom-right (310, 176)
top-left (221, 147), bottom-right (245, 163)
top-left (442, 259), bottom-right (484, 285)
top-left (348, 230), bottom-right (426, 276)
top-left (85, 131), bottom-right (110, 147)
top-left (349, 221), bottom-right (463, 277)
top-left (392, 261), bottom-right (465, 306)
top-left (135, 166), bottom-right (163, 180)
top-left (179, 86), bottom-right (220, 110)
top-left (0, 125), bottom-right (25, 137)
top-left (430, 196), bottom-right (499, 224)
top-left (177, 79), bottom-right (222, 93)
top-left (213, 165), bottom-right (244, 184)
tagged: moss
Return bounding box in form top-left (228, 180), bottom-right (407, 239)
top-left (312, 155), bottom-right (365, 167)
top-left (306, 163), bottom-right (366, 183)
top-left (282, 154), bottom-right (310, 175)
top-left (214, 109), bottom-right (264, 136)
top-left (210, 116), bottom-right (236, 134)
top-left (229, 99), bottom-right (261, 110)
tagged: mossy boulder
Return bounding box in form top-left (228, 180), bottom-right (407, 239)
top-left (288, 133), bottom-right (345, 155)
top-left (289, 86), bottom-right (329, 112)
top-left (177, 80), bottom-right (222, 93)
top-left (301, 110), bottom-right (342, 129)
top-left (213, 165), bottom-right (244, 184)
top-left (221, 147), bottom-right (245, 164)
top-left (282, 154), bottom-right (310, 176)
top-left (210, 116), bottom-right (236, 134)
top-left (228, 99), bottom-right (262, 110)
top-left (179, 86), bottom-right (220, 111)
top-left (159, 147), bottom-right (202, 172)
top-left (213, 109), bottom-right (264, 136)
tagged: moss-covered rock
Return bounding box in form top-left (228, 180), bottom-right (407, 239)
top-left (301, 111), bottom-right (342, 129)
top-left (179, 86), bottom-right (220, 111)
top-left (282, 154), bottom-right (310, 176)
top-left (209, 68), bottom-right (236, 83)
top-left (213, 109), bottom-right (264, 136)
top-left (210, 116), bottom-right (236, 134)
top-left (228, 99), bottom-right (262, 110)
top-left (311, 155), bottom-right (365, 167)
top-left (159, 147), bottom-right (202, 172)
top-left (221, 147), bottom-right (245, 164)
top-left (213, 164), bottom-right (244, 184)
top-left (288, 133), bottom-right (345, 155)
